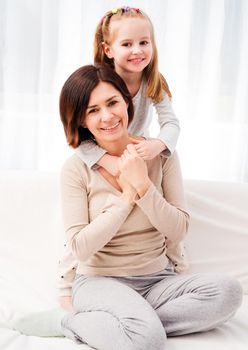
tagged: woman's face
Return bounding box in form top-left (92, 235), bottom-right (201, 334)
top-left (83, 81), bottom-right (129, 145)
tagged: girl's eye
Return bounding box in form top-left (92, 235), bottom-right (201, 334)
top-left (122, 43), bottom-right (132, 47)
top-left (140, 40), bottom-right (149, 45)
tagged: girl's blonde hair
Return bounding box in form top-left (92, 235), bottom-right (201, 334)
top-left (94, 7), bottom-right (172, 102)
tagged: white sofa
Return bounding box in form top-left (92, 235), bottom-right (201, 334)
top-left (0, 171), bottom-right (247, 350)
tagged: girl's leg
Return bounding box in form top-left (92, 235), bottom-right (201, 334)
top-left (145, 272), bottom-right (242, 336)
top-left (61, 275), bottom-right (167, 350)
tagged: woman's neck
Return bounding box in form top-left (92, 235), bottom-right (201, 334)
top-left (96, 133), bottom-right (130, 157)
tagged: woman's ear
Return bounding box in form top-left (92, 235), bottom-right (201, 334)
top-left (102, 42), bottom-right (113, 59)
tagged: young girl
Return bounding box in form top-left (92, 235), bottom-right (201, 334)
top-left (76, 6), bottom-right (180, 174)
top-left (12, 6), bottom-right (182, 337)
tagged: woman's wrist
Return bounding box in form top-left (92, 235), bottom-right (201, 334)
top-left (120, 192), bottom-right (137, 205)
top-left (136, 179), bottom-right (151, 198)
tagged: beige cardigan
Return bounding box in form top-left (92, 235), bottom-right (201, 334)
top-left (58, 151), bottom-right (190, 296)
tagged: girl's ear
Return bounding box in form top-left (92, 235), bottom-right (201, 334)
top-left (102, 42), bottom-right (113, 59)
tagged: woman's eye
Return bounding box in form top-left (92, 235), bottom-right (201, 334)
top-left (109, 100), bottom-right (118, 107)
top-left (88, 108), bottom-right (98, 114)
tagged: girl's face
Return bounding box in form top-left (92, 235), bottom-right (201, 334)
top-left (83, 81), bottom-right (129, 146)
top-left (104, 17), bottom-right (153, 76)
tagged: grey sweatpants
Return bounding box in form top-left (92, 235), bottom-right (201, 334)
top-left (61, 263), bottom-right (242, 350)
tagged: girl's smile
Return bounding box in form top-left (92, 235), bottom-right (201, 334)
top-left (128, 57), bottom-right (145, 66)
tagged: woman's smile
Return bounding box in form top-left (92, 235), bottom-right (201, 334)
top-left (101, 121), bottom-right (120, 132)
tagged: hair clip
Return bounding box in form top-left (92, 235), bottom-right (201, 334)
top-left (100, 8), bottom-right (118, 25)
top-left (100, 7), bottom-right (141, 25)
top-left (122, 6), bottom-right (130, 12)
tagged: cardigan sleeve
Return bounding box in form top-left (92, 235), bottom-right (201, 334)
top-left (60, 157), bottom-right (134, 262)
top-left (135, 152), bottom-right (189, 244)
top-left (57, 247), bottom-right (76, 297)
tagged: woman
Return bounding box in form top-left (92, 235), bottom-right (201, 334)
top-left (13, 64), bottom-right (242, 347)
top-left (56, 64), bottom-right (242, 350)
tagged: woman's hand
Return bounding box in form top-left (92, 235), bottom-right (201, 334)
top-left (117, 172), bottom-right (137, 204)
top-left (130, 138), bottom-right (166, 160)
top-left (59, 296), bottom-right (73, 312)
top-left (118, 144), bottom-right (151, 197)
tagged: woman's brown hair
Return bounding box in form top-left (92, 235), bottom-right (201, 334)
top-left (60, 64), bottom-right (134, 148)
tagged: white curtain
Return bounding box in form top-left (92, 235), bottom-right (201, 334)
top-left (0, 0), bottom-right (247, 182)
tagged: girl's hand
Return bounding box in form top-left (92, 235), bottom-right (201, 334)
top-left (119, 144), bottom-right (151, 197)
top-left (130, 138), bottom-right (166, 160)
top-left (59, 296), bottom-right (73, 312)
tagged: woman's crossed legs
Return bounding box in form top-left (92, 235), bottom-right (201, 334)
top-left (62, 268), bottom-right (242, 350)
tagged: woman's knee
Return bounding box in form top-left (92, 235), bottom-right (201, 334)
top-left (69, 275), bottom-right (167, 349)
top-left (126, 315), bottom-right (167, 350)
top-left (199, 273), bottom-right (243, 322)
top-left (216, 275), bottom-right (243, 315)
top-left (62, 308), bottom-right (166, 350)
top-left (143, 317), bottom-right (167, 350)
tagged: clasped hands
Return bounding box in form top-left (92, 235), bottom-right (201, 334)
top-left (117, 139), bottom-right (153, 203)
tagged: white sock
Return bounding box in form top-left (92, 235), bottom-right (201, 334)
top-left (12, 307), bottom-right (67, 337)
